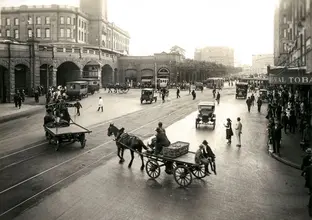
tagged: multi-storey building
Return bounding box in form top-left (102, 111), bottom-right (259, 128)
top-left (252, 54), bottom-right (274, 74)
top-left (274, 0), bottom-right (312, 70)
top-left (194, 46), bottom-right (234, 67)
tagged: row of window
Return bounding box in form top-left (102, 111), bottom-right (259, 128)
top-left (3, 28), bottom-right (51, 38)
top-left (4, 16), bottom-right (87, 28)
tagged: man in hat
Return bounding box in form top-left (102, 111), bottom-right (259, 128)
top-left (154, 127), bottom-right (170, 155)
top-left (235, 117), bottom-right (242, 147)
top-left (195, 144), bottom-right (211, 175)
top-left (302, 148), bottom-right (312, 176)
top-left (202, 140), bottom-right (216, 174)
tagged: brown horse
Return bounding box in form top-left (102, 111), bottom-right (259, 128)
top-left (107, 124), bottom-right (148, 170)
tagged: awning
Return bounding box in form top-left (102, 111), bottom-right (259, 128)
top-left (268, 67), bottom-right (312, 85)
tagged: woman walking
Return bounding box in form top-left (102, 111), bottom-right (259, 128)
top-left (224, 118), bottom-right (233, 144)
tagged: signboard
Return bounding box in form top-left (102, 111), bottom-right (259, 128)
top-left (268, 67), bottom-right (312, 85)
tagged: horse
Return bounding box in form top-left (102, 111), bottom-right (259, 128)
top-left (107, 123), bottom-right (149, 170)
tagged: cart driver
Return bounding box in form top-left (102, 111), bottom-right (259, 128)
top-left (44, 109), bottom-right (55, 126)
top-left (154, 127), bottom-right (170, 154)
top-left (157, 122), bottom-right (166, 134)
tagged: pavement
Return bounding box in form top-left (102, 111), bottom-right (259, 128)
top-left (1, 88), bottom-right (309, 220)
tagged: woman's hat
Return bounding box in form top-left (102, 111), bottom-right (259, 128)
top-left (306, 148), bottom-right (312, 154)
top-left (227, 118), bottom-right (231, 122)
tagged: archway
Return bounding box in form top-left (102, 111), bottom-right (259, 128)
top-left (82, 61), bottom-right (101, 78)
top-left (0, 66), bottom-right (8, 103)
top-left (15, 64), bottom-right (30, 94)
top-left (57, 62), bottom-right (81, 87)
top-left (114, 68), bottom-right (118, 83)
top-left (101, 64), bottom-right (113, 87)
top-left (40, 64), bottom-right (53, 91)
top-left (125, 69), bottom-right (137, 87)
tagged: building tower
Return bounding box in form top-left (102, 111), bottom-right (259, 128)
top-left (80, 0), bottom-right (108, 47)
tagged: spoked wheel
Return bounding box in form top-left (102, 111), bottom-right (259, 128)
top-left (80, 134), bottom-right (86, 148)
top-left (145, 160), bottom-right (161, 179)
top-left (191, 165), bottom-right (207, 179)
top-left (174, 165), bottom-right (192, 187)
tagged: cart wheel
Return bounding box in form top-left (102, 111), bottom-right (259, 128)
top-left (81, 140), bottom-right (86, 148)
top-left (145, 160), bottom-right (161, 179)
top-left (191, 165), bottom-right (207, 179)
top-left (174, 165), bottom-right (192, 187)
top-left (55, 139), bottom-right (60, 151)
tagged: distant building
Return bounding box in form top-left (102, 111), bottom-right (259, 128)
top-left (194, 46), bottom-right (234, 67)
top-left (252, 54), bottom-right (274, 74)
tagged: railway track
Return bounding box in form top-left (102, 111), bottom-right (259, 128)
top-left (0, 96), bottom-right (202, 220)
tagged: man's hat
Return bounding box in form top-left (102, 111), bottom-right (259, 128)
top-left (202, 140), bottom-right (208, 145)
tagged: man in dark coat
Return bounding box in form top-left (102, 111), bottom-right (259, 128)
top-left (257, 98), bottom-right (262, 112)
top-left (301, 148), bottom-right (312, 176)
top-left (272, 121), bottom-right (283, 154)
top-left (154, 127), bottom-right (170, 155)
top-left (246, 97), bottom-right (252, 112)
top-left (202, 140), bottom-right (216, 175)
top-left (281, 112), bottom-right (288, 134)
top-left (305, 164), bottom-right (312, 216)
top-left (74, 100), bottom-right (83, 116)
top-left (289, 111), bottom-right (297, 133)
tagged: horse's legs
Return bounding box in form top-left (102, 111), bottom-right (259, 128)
top-left (140, 154), bottom-right (144, 171)
top-left (120, 148), bottom-right (125, 163)
top-left (117, 147), bottom-right (124, 163)
top-left (128, 150), bottom-right (134, 168)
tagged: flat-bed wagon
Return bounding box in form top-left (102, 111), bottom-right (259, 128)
top-left (44, 123), bottom-right (92, 151)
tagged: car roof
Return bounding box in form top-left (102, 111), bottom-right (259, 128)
top-left (198, 101), bottom-right (215, 106)
top-left (142, 88), bottom-right (154, 91)
top-left (67, 81), bottom-right (88, 84)
top-left (259, 89), bottom-right (267, 91)
top-left (236, 82), bottom-right (248, 85)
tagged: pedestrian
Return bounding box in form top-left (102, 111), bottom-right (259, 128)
top-left (301, 148), bottom-right (312, 176)
top-left (304, 163), bottom-right (312, 217)
top-left (74, 99), bottom-right (83, 116)
top-left (14, 93), bottom-right (19, 108)
top-left (224, 118), bottom-right (233, 144)
top-left (17, 94), bottom-right (22, 109)
top-left (192, 90), bottom-right (196, 100)
top-left (281, 112), bottom-right (288, 134)
top-left (235, 117), bottom-right (242, 147)
top-left (289, 111), bottom-right (297, 134)
top-left (176, 87), bottom-right (180, 98)
top-left (272, 121), bottom-right (282, 154)
top-left (256, 97), bottom-right (262, 112)
top-left (216, 92), bottom-right (220, 104)
top-left (246, 97), bottom-right (252, 112)
top-left (202, 140), bottom-right (216, 175)
top-left (162, 89), bottom-right (166, 102)
top-left (34, 89), bottom-right (39, 103)
top-left (251, 93), bottom-right (255, 106)
top-left (97, 97), bottom-right (103, 112)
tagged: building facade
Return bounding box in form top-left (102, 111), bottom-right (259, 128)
top-left (194, 46), bottom-right (234, 67)
top-left (252, 54), bottom-right (274, 74)
top-left (0, 2), bottom-right (130, 53)
top-left (274, 0), bottom-right (312, 73)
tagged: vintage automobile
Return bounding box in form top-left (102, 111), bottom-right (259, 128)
top-left (140, 88), bottom-right (157, 104)
top-left (259, 89), bottom-right (268, 102)
top-left (66, 81), bottom-right (88, 100)
top-left (195, 101), bottom-right (216, 129)
top-left (235, 82), bottom-right (248, 99)
top-left (78, 78), bottom-right (100, 95)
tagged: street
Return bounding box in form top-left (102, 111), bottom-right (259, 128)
top-left (0, 88), bottom-right (308, 220)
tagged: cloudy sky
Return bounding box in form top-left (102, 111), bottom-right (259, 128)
top-left (0, 0), bottom-right (277, 65)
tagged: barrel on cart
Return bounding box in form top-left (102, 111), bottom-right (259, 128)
top-left (44, 122), bottom-right (92, 151)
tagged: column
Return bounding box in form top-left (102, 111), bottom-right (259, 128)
top-left (51, 68), bottom-right (57, 87)
top-left (9, 65), bottom-right (15, 102)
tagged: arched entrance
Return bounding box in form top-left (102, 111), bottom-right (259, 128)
top-left (101, 64), bottom-right (113, 86)
top-left (125, 69), bottom-right (137, 87)
top-left (40, 64), bottom-right (53, 91)
top-left (141, 68), bottom-right (154, 86)
top-left (15, 64), bottom-right (30, 93)
top-left (114, 68), bottom-right (118, 83)
top-left (57, 62), bottom-right (81, 86)
top-left (82, 61), bottom-right (101, 78)
top-left (0, 66), bottom-right (8, 103)
top-left (157, 67), bottom-right (170, 78)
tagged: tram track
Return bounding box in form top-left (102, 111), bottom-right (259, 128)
top-left (0, 97), bottom-right (186, 171)
top-left (0, 97), bottom-right (203, 219)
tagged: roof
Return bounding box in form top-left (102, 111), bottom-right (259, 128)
top-left (259, 89), bottom-right (268, 91)
top-left (236, 82), bottom-right (248, 85)
top-left (141, 88), bottom-right (154, 91)
top-left (198, 101), bottom-right (215, 106)
top-left (78, 78), bottom-right (100, 81)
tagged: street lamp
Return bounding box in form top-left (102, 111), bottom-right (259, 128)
top-left (154, 57), bottom-right (157, 90)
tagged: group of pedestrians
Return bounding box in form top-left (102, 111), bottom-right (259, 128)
top-left (223, 117), bottom-right (242, 147)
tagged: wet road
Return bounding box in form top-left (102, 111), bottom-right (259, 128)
top-left (9, 89), bottom-right (309, 220)
top-left (0, 88), bottom-right (211, 220)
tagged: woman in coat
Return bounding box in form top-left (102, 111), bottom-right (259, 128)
top-left (224, 118), bottom-right (233, 144)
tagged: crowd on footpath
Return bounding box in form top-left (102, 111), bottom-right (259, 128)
top-left (13, 85), bottom-right (45, 109)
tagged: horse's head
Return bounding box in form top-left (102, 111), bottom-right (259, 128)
top-left (107, 123), bottom-right (118, 137)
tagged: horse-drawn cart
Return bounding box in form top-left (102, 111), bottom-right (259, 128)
top-left (44, 123), bottom-right (92, 151)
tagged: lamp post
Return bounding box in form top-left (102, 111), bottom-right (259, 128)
top-left (154, 57), bottom-right (157, 90)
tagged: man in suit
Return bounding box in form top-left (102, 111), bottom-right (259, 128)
top-left (235, 117), bottom-right (242, 147)
top-left (202, 140), bottom-right (216, 175)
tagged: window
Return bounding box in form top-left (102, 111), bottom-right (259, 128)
top-left (6, 18), bottom-right (10, 25)
top-left (60, 28), bottom-right (64, 37)
top-left (283, 15), bottom-right (287, 24)
top-left (60, 17), bottom-right (64, 24)
top-left (14, 18), bottom-right (19, 25)
top-left (79, 19), bottom-right (81, 27)
top-left (28, 16), bottom-right (32, 25)
top-left (78, 30), bottom-right (81, 40)
top-left (36, 28), bottom-right (41, 37)
top-left (6, 30), bottom-right (10, 37)
top-left (14, 29), bottom-right (19, 38)
top-left (36, 17), bottom-right (41, 24)
top-left (28, 29), bottom-right (32, 38)
top-left (67, 17), bottom-right (71, 25)
top-left (66, 29), bottom-right (71, 38)
top-left (73, 18), bottom-right (76, 25)
top-left (45, 17), bottom-right (50, 24)
top-left (284, 29), bottom-right (287, 38)
top-left (45, 28), bottom-right (50, 38)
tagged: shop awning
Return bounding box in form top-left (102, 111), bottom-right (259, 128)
top-left (268, 67), bottom-right (312, 85)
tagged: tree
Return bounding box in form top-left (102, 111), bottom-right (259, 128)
top-left (169, 45), bottom-right (186, 56)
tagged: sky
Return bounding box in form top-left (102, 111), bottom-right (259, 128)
top-left (0, 0), bottom-right (278, 65)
